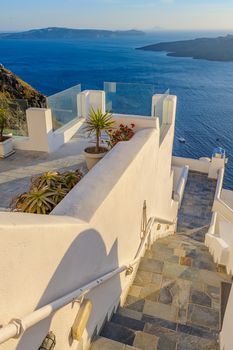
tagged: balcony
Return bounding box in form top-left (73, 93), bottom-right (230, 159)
top-left (0, 83), bottom-right (172, 209)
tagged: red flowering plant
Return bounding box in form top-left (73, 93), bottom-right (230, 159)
top-left (108, 123), bottom-right (135, 148)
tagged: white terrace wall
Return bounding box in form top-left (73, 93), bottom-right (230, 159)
top-left (78, 90), bottom-right (105, 118)
top-left (221, 286), bottom-right (233, 350)
top-left (172, 156), bottom-right (210, 174)
top-left (14, 108), bottom-right (84, 153)
top-left (112, 114), bottom-right (158, 132)
top-left (155, 96), bottom-right (178, 222)
top-left (172, 154), bottom-right (226, 180)
top-left (0, 126), bottom-right (177, 350)
top-left (13, 90), bottom-right (158, 154)
top-left (203, 168), bottom-right (233, 350)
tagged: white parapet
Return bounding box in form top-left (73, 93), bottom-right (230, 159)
top-left (14, 108), bottom-right (84, 153)
top-left (220, 286), bottom-right (233, 350)
top-left (78, 90), bottom-right (106, 118)
top-left (0, 105), bottom-right (178, 350)
top-left (208, 153), bottom-right (226, 179)
top-left (14, 108), bottom-right (53, 152)
top-left (172, 165), bottom-right (189, 208)
top-left (172, 156), bottom-right (210, 174)
top-left (204, 163), bottom-right (233, 350)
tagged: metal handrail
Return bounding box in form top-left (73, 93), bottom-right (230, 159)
top-left (0, 216), bottom-right (174, 344)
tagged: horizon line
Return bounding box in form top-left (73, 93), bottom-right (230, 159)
top-left (1, 26), bottom-right (233, 33)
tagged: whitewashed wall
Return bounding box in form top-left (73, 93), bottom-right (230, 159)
top-left (172, 156), bottom-right (210, 174)
top-left (0, 95), bottom-right (178, 350)
top-left (221, 286), bottom-right (233, 350)
top-left (14, 108), bottom-right (84, 153)
top-left (0, 126), bottom-right (176, 350)
top-left (155, 96), bottom-right (178, 222)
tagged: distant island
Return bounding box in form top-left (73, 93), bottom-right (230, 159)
top-left (0, 27), bottom-right (145, 40)
top-left (138, 35), bottom-right (233, 62)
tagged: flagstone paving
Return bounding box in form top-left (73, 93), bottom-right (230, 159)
top-left (92, 172), bottom-right (232, 350)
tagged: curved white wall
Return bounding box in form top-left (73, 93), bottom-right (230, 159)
top-left (0, 127), bottom-right (175, 350)
top-left (0, 96), bottom-right (178, 350)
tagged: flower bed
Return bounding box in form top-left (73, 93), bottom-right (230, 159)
top-left (108, 123), bottom-right (135, 148)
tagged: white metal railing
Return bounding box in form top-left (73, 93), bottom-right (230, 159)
top-left (0, 217), bottom-right (175, 345)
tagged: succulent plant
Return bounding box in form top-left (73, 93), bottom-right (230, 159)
top-left (12, 168), bottom-right (84, 214)
top-left (13, 186), bottom-right (57, 214)
top-left (62, 170), bottom-right (83, 190)
top-left (52, 184), bottom-right (68, 205)
top-left (31, 171), bottom-right (62, 189)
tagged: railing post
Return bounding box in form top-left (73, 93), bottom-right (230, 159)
top-left (77, 90), bottom-right (106, 118)
top-left (208, 148), bottom-right (226, 179)
top-left (26, 108), bottom-right (53, 152)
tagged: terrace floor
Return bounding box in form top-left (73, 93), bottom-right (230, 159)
top-left (92, 172), bottom-right (232, 350)
top-left (0, 135), bottom-right (89, 210)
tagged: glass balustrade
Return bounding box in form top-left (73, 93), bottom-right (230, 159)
top-left (47, 84), bottom-right (81, 130)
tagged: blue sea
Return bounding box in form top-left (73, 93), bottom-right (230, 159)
top-left (1, 31), bottom-right (233, 188)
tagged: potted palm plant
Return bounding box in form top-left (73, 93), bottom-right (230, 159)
top-left (0, 99), bottom-right (14, 158)
top-left (84, 108), bottom-right (115, 170)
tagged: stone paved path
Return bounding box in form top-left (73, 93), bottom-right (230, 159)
top-left (92, 172), bottom-right (232, 350)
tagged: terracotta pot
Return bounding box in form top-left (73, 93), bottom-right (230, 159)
top-left (84, 147), bottom-right (108, 170)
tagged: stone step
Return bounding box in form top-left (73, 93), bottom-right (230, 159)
top-left (101, 321), bottom-right (135, 346)
top-left (100, 321), bottom-right (159, 350)
top-left (91, 336), bottom-right (140, 350)
top-left (138, 246), bottom-right (231, 277)
top-left (112, 312), bottom-right (218, 341)
top-left (100, 312), bottom-right (219, 350)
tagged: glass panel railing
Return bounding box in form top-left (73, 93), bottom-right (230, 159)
top-left (153, 90), bottom-right (170, 127)
top-left (2, 99), bottom-right (29, 136)
top-left (104, 82), bottom-right (157, 117)
top-left (47, 84), bottom-right (81, 130)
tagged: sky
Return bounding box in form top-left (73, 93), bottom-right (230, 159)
top-left (1, 0), bottom-right (233, 32)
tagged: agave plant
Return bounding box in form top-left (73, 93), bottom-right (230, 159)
top-left (84, 108), bottom-right (115, 153)
top-left (52, 185), bottom-right (68, 205)
top-left (13, 168), bottom-right (84, 214)
top-left (31, 171), bottom-right (62, 190)
top-left (62, 170), bottom-right (83, 190)
top-left (13, 186), bottom-right (57, 214)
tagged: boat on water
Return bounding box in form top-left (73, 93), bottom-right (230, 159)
top-left (178, 137), bottom-right (186, 143)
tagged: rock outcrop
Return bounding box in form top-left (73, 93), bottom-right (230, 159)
top-left (0, 64), bottom-right (46, 135)
top-left (0, 64), bottom-right (46, 107)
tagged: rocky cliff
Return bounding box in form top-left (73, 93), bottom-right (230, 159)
top-left (0, 65), bottom-right (46, 135)
top-left (0, 64), bottom-right (46, 106)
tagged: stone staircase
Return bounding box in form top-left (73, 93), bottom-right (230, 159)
top-left (91, 172), bottom-right (232, 350)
